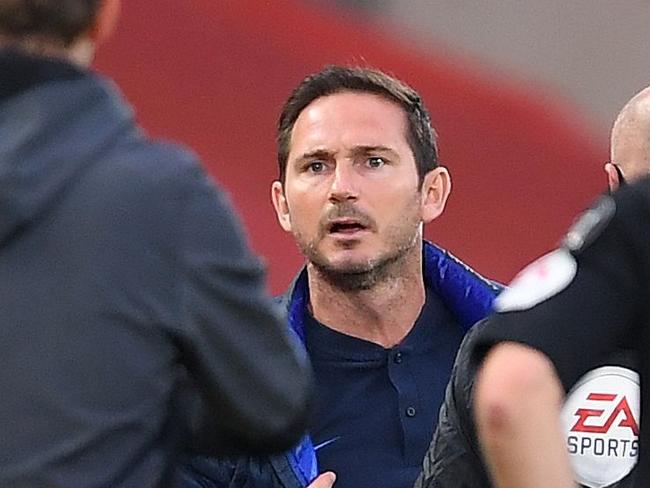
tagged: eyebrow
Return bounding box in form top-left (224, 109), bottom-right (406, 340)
top-left (295, 149), bottom-right (335, 163)
top-left (349, 145), bottom-right (398, 159)
top-left (294, 145), bottom-right (399, 165)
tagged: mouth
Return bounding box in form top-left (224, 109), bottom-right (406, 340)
top-left (327, 219), bottom-right (368, 235)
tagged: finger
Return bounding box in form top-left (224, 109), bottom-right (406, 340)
top-left (307, 471), bottom-right (337, 488)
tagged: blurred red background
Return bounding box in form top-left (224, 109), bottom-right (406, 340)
top-left (96, 0), bottom-right (606, 292)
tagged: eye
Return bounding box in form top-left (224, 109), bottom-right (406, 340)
top-left (367, 156), bottom-right (386, 168)
top-left (307, 161), bottom-right (327, 173)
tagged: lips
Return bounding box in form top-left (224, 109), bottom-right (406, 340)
top-left (327, 219), bottom-right (368, 234)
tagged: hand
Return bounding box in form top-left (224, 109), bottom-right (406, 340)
top-left (307, 472), bottom-right (336, 488)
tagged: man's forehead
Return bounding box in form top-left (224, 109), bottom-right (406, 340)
top-left (289, 92), bottom-right (409, 153)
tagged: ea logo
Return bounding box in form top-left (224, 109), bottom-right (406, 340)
top-left (561, 366), bottom-right (639, 488)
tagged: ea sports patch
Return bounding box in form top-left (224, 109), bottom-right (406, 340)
top-left (561, 366), bottom-right (639, 488)
top-left (494, 248), bottom-right (577, 312)
top-left (563, 195), bottom-right (616, 253)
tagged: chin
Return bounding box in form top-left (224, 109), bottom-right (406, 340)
top-left (325, 249), bottom-right (376, 270)
top-left (312, 254), bottom-right (391, 291)
top-left (328, 260), bottom-right (374, 275)
top-left (309, 251), bottom-right (373, 275)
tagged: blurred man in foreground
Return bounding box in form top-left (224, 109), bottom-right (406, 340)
top-left (416, 87), bottom-right (650, 488)
top-left (182, 66), bottom-right (501, 488)
top-left (470, 88), bottom-right (650, 488)
top-left (0, 1), bottom-right (311, 486)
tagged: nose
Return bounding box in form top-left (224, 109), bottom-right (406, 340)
top-left (328, 163), bottom-right (358, 203)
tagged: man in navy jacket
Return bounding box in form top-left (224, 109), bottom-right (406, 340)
top-left (0, 1), bottom-right (311, 486)
top-left (181, 66), bottom-right (499, 488)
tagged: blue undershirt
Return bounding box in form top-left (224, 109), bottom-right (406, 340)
top-left (304, 287), bottom-right (464, 488)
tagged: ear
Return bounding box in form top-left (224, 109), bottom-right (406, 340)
top-left (271, 180), bottom-right (293, 232)
top-left (89, 0), bottom-right (121, 45)
top-left (420, 166), bottom-right (451, 223)
top-left (604, 162), bottom-right (620, 192)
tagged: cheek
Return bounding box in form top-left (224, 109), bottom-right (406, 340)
top-left (375, 190), bottom-right (422, 225)
top-left (286, 194), bottom-right (322, 233)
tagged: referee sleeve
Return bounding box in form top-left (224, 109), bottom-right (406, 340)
top-left (471, 182), bottom-right (650, 391)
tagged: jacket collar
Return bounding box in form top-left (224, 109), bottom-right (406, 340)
top-left (280, 240), bottom-right (502, 344)
top-left (0, 48), bottom-right (84, 103)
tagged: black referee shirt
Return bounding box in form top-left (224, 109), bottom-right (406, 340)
top-left (472, 177), bottom-right (650, 483)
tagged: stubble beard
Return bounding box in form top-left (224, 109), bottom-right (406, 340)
top-left (295, 211), bottom-right (422, 292)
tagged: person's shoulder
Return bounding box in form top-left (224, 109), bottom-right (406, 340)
top-left (562, 178), bottom-right (650, 258)
top-left (459, 319), bottom-right (490, 355)
top-left (97, 134), bottom-right (225, 211)
top-left (273, 291), bottom-right (291, 309)
top-left (114, 137), bottom-right (205, 185)
top-left (451, 319), bottom-right (491, 385)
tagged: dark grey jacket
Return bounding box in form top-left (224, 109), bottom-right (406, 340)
top-left (416, 319), bottom-right (638, 488)
top-left (0, 50), bottom-right (311, 488)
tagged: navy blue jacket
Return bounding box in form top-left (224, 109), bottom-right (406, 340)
top-left (179, 242), bottom-right (500, 488)
top-left (0, 50), bottom-right (311, 487)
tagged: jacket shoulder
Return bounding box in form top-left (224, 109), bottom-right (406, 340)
top-left (109, 136), bottom-right (206, 187)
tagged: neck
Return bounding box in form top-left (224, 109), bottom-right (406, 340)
top-left (307, 243), bottom-right (426, 348)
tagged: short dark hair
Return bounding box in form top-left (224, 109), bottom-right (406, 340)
top-left (0, 0), bottom-right (102, 46)
top-left (277, 65), bottom-right (439, 185)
